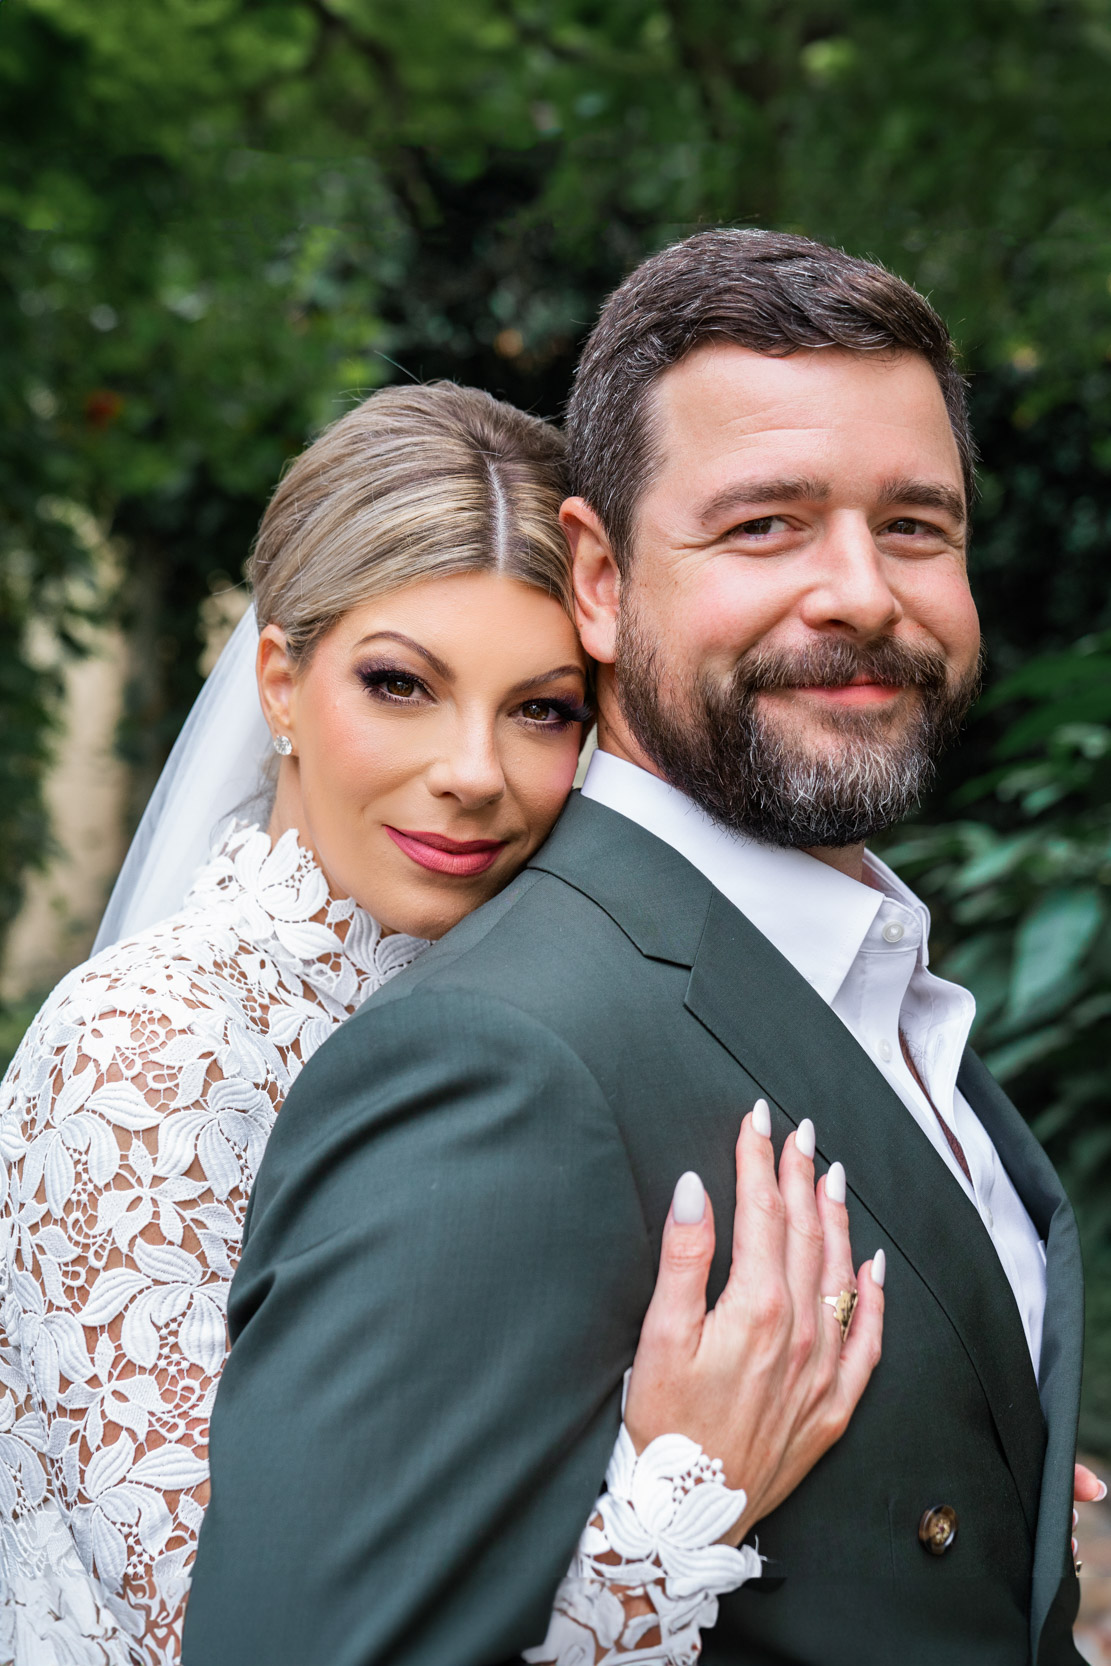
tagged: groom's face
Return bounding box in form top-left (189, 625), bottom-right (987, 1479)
top-left (571, 342), bottom-right (982, 846)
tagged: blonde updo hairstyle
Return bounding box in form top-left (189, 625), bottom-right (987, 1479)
top-left (249, 382), bottom-right (573, 664)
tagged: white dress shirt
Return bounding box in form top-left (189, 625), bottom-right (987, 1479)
top-left (581, 749), bottom-right (1047, 1373)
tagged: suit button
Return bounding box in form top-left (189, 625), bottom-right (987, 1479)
top-left (918, 1505), bottom-right (959, 1555)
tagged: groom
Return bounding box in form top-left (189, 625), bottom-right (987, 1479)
top-left (185, 232), bottom-right (1084, 1664)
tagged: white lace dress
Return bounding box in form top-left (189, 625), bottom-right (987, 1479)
top-left (0, 824), bottom-right (758, 1666)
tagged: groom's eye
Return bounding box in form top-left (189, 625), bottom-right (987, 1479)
top-left (735, 515), bottom-right (788, 537)
top-left (884, 516), bottom-right (953, 540)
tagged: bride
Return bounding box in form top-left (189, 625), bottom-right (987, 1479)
top-left (0, 382), bottom-right (882, 1666)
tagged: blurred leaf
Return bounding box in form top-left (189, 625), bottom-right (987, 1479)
top-left (985, 1024), bottom-right (1074, 1083)
top-left (1008, 886), bottom-right (1104, 1022)
top-left (952, 832), bottom-right (1040, 892)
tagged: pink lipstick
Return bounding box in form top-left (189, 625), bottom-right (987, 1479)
top-left (384, 827), bottom-right (507, 877)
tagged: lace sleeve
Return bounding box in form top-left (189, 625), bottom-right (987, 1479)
top-left (523, 1422), bottom-right (761, 1666)
top-left (0, 948), bottom-right (278, 1666)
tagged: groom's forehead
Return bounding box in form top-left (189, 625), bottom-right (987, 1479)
top-left (642, 340), bottom-right (963, 500)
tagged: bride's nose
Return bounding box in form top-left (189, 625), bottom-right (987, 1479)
top-left (424, 713), bottom-right (506, 808)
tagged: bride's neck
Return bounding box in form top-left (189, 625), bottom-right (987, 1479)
top-left (266, 765), bottom-right (395, 939)
top-left (267, 759), bottom-right (306, 852)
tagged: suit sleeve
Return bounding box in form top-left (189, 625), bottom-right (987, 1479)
top-left (181, 985), bottom-right (654, 1666)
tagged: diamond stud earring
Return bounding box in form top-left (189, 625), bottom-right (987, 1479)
top-left (272, 734), bottom-right (293, 757)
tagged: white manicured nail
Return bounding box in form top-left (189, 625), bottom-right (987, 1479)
top-left (1074, 1508), bottom-right (1080, 1528)
top-left (1097, 1481), bottom-right (1108, 1503)
top-left (752, 1098), bottom-right (772, 1138)
top-left (826, 1161), bottom-right (846, 1204)
top-left (796, 1118), bottom-right (815, 1159)
top-left (672, 1171), bottom-right (706, 1225)
top-left (872, 1248), bottom-right (886, 1288)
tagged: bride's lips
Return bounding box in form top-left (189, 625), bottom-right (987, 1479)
top-left (384, 827), bottom-right (508, 877)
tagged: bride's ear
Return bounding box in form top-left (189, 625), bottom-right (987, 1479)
top-left (257, 625), bottom-right (297, 749)
top-left (560, 497), bottom-right (620, 667)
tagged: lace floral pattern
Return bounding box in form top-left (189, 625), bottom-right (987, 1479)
top-left (524, 1422), bottom-right (760, 1666)
top-left (0, 825), bottom-right (426, 1665)
top-left (0, 823), bottom-right (758, 1666)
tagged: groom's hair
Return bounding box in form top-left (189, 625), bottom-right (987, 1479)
top-left (565, 228), bottom-right (973, 570)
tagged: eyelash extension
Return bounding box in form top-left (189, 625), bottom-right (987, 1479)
top-left (521, 697), bottom-right (595, 729)
top-left (356, 663), bottom-right (429, 702)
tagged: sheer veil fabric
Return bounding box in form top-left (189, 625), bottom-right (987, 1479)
top-left (93, 605), bottom-right (271, 954)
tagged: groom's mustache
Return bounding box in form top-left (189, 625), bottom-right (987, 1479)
top-left (727, 635), bottom-right (954, 701)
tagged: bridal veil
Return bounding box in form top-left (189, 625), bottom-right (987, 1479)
top-left (93, 604), bottom-right (271, 952)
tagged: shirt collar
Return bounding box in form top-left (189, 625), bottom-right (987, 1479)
top-left (861, 847), bottom-right (934, 969)
top-left (580, 750), bottom-right (925, 1004)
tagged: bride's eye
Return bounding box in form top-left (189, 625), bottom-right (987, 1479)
top-left (515, 695), bottom-right (593, 730)
top-left (358, 666), bottom-right (429, 705)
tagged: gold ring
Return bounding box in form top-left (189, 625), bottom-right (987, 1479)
top-left (821, 1288), bottom-right (857, 1343)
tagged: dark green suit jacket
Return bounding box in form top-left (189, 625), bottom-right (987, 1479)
top-left (184, 793), bottom-right (1085, 1666)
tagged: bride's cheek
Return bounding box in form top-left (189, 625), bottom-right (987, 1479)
top-left (326, 702), bottom-right (420, 792)
top-left (513, 738), bottom-right (580, 839)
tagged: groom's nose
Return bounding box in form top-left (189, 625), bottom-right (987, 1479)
top-left (425, 716), bottom-right (506, 807)
top-left (795, 511), bottom-right (904, 639)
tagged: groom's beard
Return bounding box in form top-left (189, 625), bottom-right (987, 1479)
top-left (614, 615), bottom-right (981, 849)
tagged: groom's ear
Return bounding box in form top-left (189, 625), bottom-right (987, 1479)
top-left (561, 497), bottom-right (620, 666)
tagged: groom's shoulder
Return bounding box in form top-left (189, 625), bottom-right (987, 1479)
top-left (362, 865), bottom-right (635, 1034)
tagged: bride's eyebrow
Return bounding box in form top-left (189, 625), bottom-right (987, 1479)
top-left (509, 664), bottom-right (586, 696)
top-left (353, 631), bottom-right (452, 679)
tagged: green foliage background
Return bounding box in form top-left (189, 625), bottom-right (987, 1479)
top-left (2, 0), bottom-right (1110, 1442)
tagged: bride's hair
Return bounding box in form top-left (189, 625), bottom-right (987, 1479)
top-left (249, 381), bottom-right (571, 662)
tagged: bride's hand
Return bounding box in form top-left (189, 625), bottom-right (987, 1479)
top-left (624, 1098), bottom-right (884, 1548)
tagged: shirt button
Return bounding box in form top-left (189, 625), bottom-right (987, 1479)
top-left (878, 1039), bottom-right (893, 1063)
top-left (882, 920), bottom-right (906, 943)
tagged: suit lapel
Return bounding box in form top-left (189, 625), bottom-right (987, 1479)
top-left (957, 1051), bottom-right (1068, 1241)
top-left (685, 887), bottom-right (1047, 1540)
top-left (528, 792), bottom-right (712, 966)
top-left (958, 1055), bottom-right (1084, 1660)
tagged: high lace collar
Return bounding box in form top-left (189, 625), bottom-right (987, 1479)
top-left (183, 821), bottom-right (429, 1016)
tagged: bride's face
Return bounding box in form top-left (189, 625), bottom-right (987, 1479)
top-left (258, 570), bottom-right (590, 940)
